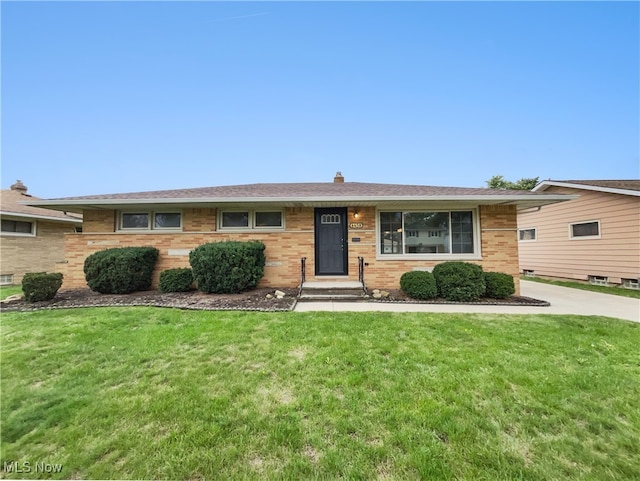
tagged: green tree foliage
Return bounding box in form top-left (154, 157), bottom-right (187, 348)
top-left (486, 175), bottom-right (540, 191)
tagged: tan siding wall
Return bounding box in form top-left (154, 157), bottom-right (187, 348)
top-left (1, 220), bottom-right (76, 284)
top-left (518, 187), bottom-right (640, 284)
top-left (65, 205), bottom-right (520, 294)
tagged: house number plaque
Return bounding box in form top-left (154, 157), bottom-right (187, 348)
top-left (349, 222), bottom-right (364, 229)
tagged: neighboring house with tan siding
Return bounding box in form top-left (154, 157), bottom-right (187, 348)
top-left (25, 173), bottom-right (574, 294)
top-left (518, 180), bottom-right (640, 288)
top-left (1, 180), bottom-right (83, 285)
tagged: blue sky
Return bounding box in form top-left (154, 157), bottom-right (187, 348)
top-left (2, 1), bottom-right (638, 198)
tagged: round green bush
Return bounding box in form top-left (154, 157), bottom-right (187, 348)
top-left (159, 268), bottom-right (193, 293)
top-left (84, 246), bottom-right (159, 294)
top-left (400, 271), bottom-right (437, 300)
top-left (484, 272), bottom-right (515, 299)
top-left (432, 261), bottom-right (486, 302)
top-left (22, 272), bottom-right (63, 302)
top-left (189, 241), bottom-right (266, 294)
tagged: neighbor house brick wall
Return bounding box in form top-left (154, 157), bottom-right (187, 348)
top-left (63, 204), bottom-right (520, 294)
top-left (1, 220), bottom-right (76, 285)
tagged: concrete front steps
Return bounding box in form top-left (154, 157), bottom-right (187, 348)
top-left (298, 280), bottom-right (367, 301)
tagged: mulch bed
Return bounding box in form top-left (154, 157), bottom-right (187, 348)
top-left (370, 290), bottom-right (550, 306)
top-left (0, 288), bottom-right (299, 313)
top-left (1, 288), bottom-right (549, 312)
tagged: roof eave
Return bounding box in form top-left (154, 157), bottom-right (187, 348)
top-left (24, 194), bottom-right (577, 212)
top-left (534, 181), bottom-right (640, 197)
top-left (0, 210), bottom-right (83, 223)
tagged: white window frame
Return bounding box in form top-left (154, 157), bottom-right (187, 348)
top-left (118, 211), bottom-right (182, 232)
top-left (518, 227), bottom-right (537, 242)
top-left (376, 208), bottom-right (481, 261)
top-left (1, 217), bottom-right (36, 237)
top-left (218, 209), bottom-right (285, 231)
top-left (569, 220), bottom-right (600, 240)
top-left (0, 274), bottom-right (14, 285)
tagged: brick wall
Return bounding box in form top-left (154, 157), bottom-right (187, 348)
top-left (1, 220), bottom-right (77, 285)
top-left (65, 205), bottom-right (520, 294)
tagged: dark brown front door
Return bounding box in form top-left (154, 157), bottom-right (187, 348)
top-left (315, 208), bottom-right (348, 276)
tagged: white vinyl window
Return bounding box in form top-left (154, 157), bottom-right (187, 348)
top-left (219, 210), bottom-right (284, 230)
top-left (0, 274), bottom-right (14, 285)
top-left (1, 218), bottom-right (35, 236)
top-left (570, 220), bottom-right (600, 239)
top-left (518, 228), bottom-right (537, 241)
top-left (119, 211), bottom-right (182, 231)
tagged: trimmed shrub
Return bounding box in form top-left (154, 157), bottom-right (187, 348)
top-left (484, 272), bottom-right (515, 299)
top-left (84, 246), bottom-right (159, 294)
top-left (190, 241), bottom-right (266, 294)
top-left (159, 268), bottom-right (193, 293)
top-left (400, 271), bottom-right (437, 300)
top-left (22, 272), bottom-right (63, 302)
top-left (432, 261), bottom-right (486, 302)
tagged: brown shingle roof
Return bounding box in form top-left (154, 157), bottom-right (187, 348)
top-left (50, 181), bottom-right (546, 201)
top-left (1, 189), bottom-right (82, 222)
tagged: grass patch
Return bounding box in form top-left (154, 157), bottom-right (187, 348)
top-left (0, 285), bottom-right (22, 300)
top-left (523, 276), bottom-right (640, 299)
top-left (2, 308), bottom-right (639, 480)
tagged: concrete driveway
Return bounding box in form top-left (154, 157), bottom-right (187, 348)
top-left (294, 280), bottom-right (640, 323)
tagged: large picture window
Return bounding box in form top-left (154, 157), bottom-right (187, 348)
top-left (379, 210), bottom-right (477, 256)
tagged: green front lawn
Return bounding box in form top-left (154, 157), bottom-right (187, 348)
top-left (0, 285), bottom-right (22, 300)
top-left (1, 308), bottom-right (639, 480)
top-left (523, 276), bottom-right (640, 299)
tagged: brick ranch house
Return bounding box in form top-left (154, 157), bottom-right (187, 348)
top-left (25, 173), bottom-right (574, 294)
top-left (1, 180), bottom-right (82, 285)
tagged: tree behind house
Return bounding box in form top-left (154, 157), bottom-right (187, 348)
top-left (486, 175), bottom-right (539, 190)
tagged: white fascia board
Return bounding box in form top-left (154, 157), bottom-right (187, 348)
top-left (533, 181), bottom-right (640, 197)
top-left (24, 193), bottom-right (577, 208)
top-left (0, 210), bottom-right (82, 223)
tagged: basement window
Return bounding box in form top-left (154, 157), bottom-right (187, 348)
top-left (588, 275), bottom-right (609, 286)
top-left (0, 274), bottom-right (14, 285)
top-left (522, 270), bottom-right (536, 277)
top-left (622, 278), bottom-right (639, 290)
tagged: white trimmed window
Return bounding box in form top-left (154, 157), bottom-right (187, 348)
top-left (0, 274), bottom-right (14, 285)
top-left (518, 228), bottom-right (537, 241)
top-left (379, 210), bottom-right (478, 257)
top-left (219, 210), bottom-right (284, 230)
top-left (570, 220), bottom-right (600, 239)
top-left (119, 211), bottom-right (182, 231)
top-left (1, 218), bottom-right (35, 236)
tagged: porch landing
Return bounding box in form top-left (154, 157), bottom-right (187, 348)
top-left (298, 281), bottom-right (366, 301)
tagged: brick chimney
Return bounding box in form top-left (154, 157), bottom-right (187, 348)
top-left (333, 171), bottom-right (344, 183)
top-left (10, 180), bottom-right (28, 194)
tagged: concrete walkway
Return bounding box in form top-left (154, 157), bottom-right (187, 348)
top-left (294, 280), bottom-right (640, 323)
